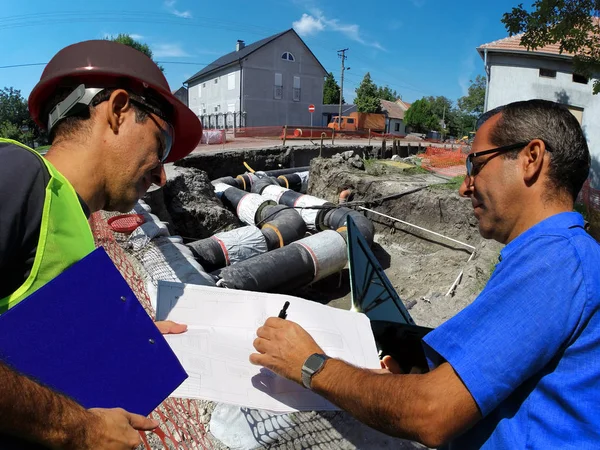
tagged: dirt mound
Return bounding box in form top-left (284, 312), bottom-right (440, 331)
top-left (306, 157), bottom-right (503, 328)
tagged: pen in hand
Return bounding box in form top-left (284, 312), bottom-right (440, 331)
top-left (278, 301), bottom-right (290, 319)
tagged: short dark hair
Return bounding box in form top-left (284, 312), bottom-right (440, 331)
top-left (47, 88), bottom-right (150, 143)
top-left (477, 99), bottom-right (590, 201)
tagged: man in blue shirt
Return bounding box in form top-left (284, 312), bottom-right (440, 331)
top-left (250, 99), bottom-right (600, 448)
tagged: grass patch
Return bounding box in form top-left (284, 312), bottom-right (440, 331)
top-left (35, 145), bottom-right (51, 155)
top-left (429, 175), bottom-right (465, 190)
top-left (403, 166), bottom-right (429, 175)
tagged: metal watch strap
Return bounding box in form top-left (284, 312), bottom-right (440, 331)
top-left (301, 353), bottom-right (331, 389)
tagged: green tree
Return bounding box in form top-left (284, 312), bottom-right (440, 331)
top-left (377, 85), bottom-right (399, 101)
top-left (404, 98), bottom-right (439, 133)
top-left (502, 2), bottom-right (600, 93)
top-left (107, 34), bottom-right (165, 72)
top-left (354, 72), bottom-right (382, 113)
top-left (0, 87), bottom-right (45, 146)
top-left (323, 72), bottom-right (343, 104)
top-left (457, 75), bottom-right (486, 115)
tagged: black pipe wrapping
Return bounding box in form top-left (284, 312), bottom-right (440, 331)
top-left (211, 176), bottom-right (240, 188)
top-left (278, 189), bottom-right (303, 207)
top-left (236, 174), bottom-right (254, 192)
top-left (251, 178), bottom-right (279, 195)
top-left (187, 237), bottom-right (227, 272)
top-left (216, 243), bottom-right (316, 293)
top-left (324, 208), bottom-right (375, 246)
top-left (259, 205), bottom-right (307, 250)
top-left (277, 173), bottom-right (303, 192)
top-left (218, 186), bottom-right (247, 212)
top-left (262, 166), bottom-right (310, 177)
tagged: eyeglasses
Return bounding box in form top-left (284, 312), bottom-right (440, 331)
top-left (466, 142), bottom-right (529, 179)
top-left (129, 96), bottom-right (174, 163)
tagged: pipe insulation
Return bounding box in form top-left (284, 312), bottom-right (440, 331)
top-left (277, 171), bottom-right (309, 193)
top-left (217, 230), bottom-right (347, 293)
top-left (214, 183), bottom-right (276, 226)
top-left (259, 185), bottom-right (333, 231)
top-left (258, 205), bottom-right (307, 250)
top-left (324, 207), bottom-right (375, 246)
top-left (261, 166), bottom-right (310, 177)
top-left (187, 226), bottom-right (268, 272)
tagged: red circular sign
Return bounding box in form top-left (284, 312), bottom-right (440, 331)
top-left (308, 104), bottom-right (315, 113)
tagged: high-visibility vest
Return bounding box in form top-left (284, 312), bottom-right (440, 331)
top-left (0, 139), bottom-right (95, 312)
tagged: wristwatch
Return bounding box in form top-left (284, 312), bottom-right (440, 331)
top-left (301, 353), bottom-right (331, 389)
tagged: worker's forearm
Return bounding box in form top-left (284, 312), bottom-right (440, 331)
top-left (0, 362), bottom-right (95, 448)
top-left (311, 359), bottom-right (431, 443)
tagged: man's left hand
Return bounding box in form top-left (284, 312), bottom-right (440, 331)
top-left (250, 317), bottom-right (324, 384)
top-left (154, 320), bottom-right (187, 335)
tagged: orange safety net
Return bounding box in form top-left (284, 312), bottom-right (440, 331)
top-left (418, 146), bottom-right (468, 178)
top-left (89, 212), bottom-right (214, 450)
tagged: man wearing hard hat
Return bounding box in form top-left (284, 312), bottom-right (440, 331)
top-left (0, 40), bottom-right (202, 449)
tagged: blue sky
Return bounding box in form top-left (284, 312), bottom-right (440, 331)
top-left (1, 0), bottom-right (524, 105)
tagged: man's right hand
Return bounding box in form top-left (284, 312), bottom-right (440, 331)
top-left (84, 408), bottom-right (158, 450)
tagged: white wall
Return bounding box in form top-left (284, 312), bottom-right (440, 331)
top-left (188, 68), bottom-right (241, 117)
top-left (486, 53), bottom-right (600, 188)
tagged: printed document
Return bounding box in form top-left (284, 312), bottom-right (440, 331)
top-left (156, 281), bottom-right (380, 413)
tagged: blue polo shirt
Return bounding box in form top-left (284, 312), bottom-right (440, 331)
top-left (423, 212), bottom-right (600, 449)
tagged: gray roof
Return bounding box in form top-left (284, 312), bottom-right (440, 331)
top-left (184, 29), bottom-right (326, 84)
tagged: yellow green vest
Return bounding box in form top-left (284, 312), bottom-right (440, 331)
top-left (0, 139), bottom-right (95, 312)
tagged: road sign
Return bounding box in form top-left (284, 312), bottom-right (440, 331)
top-left (308, 104), bottom-right (315, 113)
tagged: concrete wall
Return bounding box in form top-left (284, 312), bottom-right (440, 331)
top-left (242, 32), bottom-right (326, 127)
top-left (486, 52), bottom-right (600, 187)
top-left (188, 67), bottom-right (241, 127)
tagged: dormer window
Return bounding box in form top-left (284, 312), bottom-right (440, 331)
top-left (281, 52), bottom-right (295, 62)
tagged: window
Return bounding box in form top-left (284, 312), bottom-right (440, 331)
top-left (347, 118), bottom-right (355, 124)
top-left (274, 73), bottom-right (283, 100)
top-left (214, 105), bottom-right (220, 112)
top-left (202, 83), bottom-right (206, 88)
top-left (281, 52), bottom-right (295, 61)
top-left (201, 103), bottom-right (206, 114)
top-left (539, 68), bottom-right (556, 78)
top-left (573, 73), bottom-right (589, 84)
top-left (293, 76), bottom-right (300, 102)
top-left (568, 106), bottom-right (584, 124)
top-left (395, 123), bottom-right (400, 132)
top-left (214, 78), bottom-right (219, 84)
top-left (228, 73), bottom-right (235, 90)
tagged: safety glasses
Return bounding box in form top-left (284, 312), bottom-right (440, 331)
top-left (466, 142), bottom-right (529, 180)
top-left (129, 96), bottom-right (174, 163)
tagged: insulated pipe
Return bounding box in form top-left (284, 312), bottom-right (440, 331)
top-left (187, 226), bottom-right (269, 272)
top-left (260, 185), bottom-right (332, 231)
top-left (277, 171), bottom-right (309, 193)
top-left (324, 208), bottom-right (375, 246)
top-left (211, 176), bottom-right (240, 188)
top-left (217, 230), bottom-right (347, 293)
top-left (261, 166), bottom-right (310, 177)
top-left (251, 178), bottom-right (280, 195)
top-left (259, 205), bottom-right (307, 250)
top-left (214, 183), bottom-right (276, 226)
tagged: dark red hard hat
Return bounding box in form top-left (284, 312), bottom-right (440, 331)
top-left (29, 40), bottom-right (202, 163)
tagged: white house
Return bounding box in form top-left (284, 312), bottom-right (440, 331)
top-left (478, 35), bottom-right (600, 188)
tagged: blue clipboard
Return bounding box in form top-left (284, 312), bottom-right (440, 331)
top-left (0, 247), bottom-right (188, 416)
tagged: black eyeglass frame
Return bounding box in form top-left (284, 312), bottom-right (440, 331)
top-left (466, 142), bottom-right (531, 178)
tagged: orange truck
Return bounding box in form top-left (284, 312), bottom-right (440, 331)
top-left (328, 112), bottom-right (386, 133)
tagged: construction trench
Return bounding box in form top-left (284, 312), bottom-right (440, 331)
top-left (96, 144), bottom-right (502, 449)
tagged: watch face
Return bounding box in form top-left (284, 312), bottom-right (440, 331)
top-left (305, 354), bottom-right (326, 372)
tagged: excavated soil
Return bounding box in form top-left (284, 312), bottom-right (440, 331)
top-left (300, 155), bottom-right (503, 329)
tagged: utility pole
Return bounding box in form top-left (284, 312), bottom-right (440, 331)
top-left (337, 48), bottom-right (348, 128)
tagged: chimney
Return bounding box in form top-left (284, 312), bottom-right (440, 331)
top-left (236, 40), bottom-right (245, 52)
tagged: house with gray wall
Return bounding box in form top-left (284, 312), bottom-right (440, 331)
top-left (478, 35), bottom-right (600, 188)
top-left (185, 29), bottom-right (327, 129)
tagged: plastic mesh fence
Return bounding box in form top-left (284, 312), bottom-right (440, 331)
top-left (89, 212), bottom-right (216, 450)
top-left (418, 146), bottom-right (467, 178)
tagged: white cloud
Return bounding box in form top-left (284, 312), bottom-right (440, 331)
top-left (164, 0), bottom-right (192, 19)
top-left (293, 9), bottom-right (385, 50)
top-left (152, 43), bottom-right (190, 58)
top-left (293, 13), bottom-right (325, 36)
